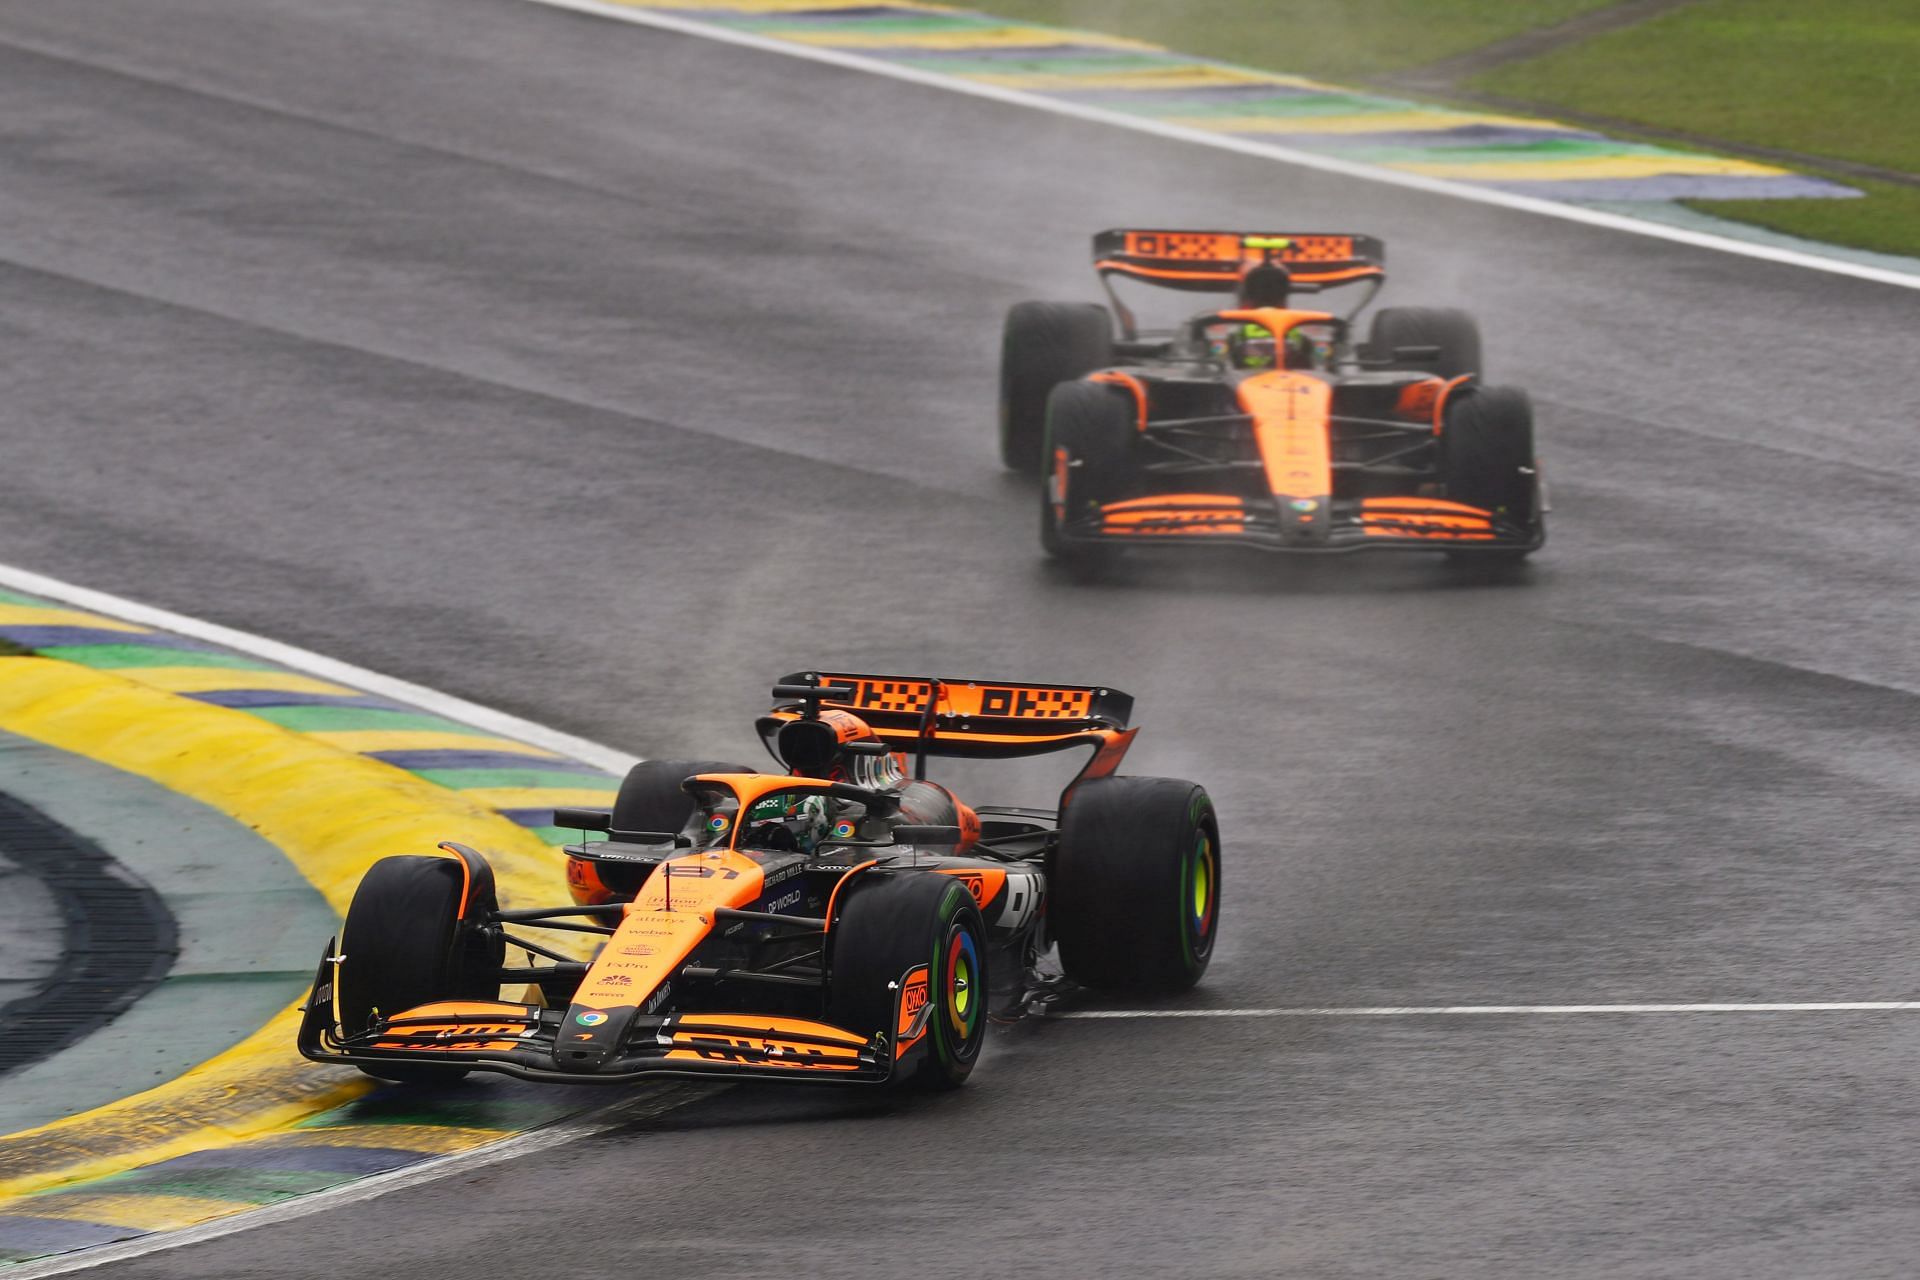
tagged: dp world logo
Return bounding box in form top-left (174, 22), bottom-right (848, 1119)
top-left (575, 1010), bottom-right (609, 1027)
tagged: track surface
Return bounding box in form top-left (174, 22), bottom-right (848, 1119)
top-left (2, 0), bottom-right (1918, 1274)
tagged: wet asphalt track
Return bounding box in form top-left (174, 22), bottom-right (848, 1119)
top-left (3, 0), bottom-right (1920, 1274)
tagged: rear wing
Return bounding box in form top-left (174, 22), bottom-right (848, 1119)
top-left (1093, 229), bottom-right (1385, 293)
top-left (768, 671), bottom-right (1130, 746)
top-left (760, 672), bottom-right (1136, 788)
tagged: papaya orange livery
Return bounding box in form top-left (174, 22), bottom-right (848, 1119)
top-left (297, 671), bottom-right (1220, 1091)
top-left (1009, 228), bottom-right (1544, 560)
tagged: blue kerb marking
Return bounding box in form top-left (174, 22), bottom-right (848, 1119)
top-left (184, 690), bottom-right (416, 712)
top-left (0, 1218), bottom-right (140, 1253)
top-left (497, 807), bottom-right (566, 827)
top-left (131, 1145), bottom-right (433, 1177)
top-left (0, 627), bottom-right (226, 651)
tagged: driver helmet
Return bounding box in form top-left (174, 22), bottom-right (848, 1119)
top-left (742, 792), bottom-right (831, 854)
top-left (1229, 323), bottom-right (1277, 370)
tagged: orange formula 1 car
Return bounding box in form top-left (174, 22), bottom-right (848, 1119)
top-left (999, 229), bottom-right (1545, 561)
top-left (297, 673), bottom-right (1220, 1090)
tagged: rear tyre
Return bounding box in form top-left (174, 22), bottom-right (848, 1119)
top-left (611, 759), bottom-right (752, 837)
top-left (337, 853), bottom-right (504, 1083)
top-left (829, 874), bottom-right (988, 1090)
top-left (1039, 380), bottom-right (1133, 566)
top-left (1052, 777), bottom-right (1219, 992)
top-left (1000, 301), bottom-right (1114, 474)
top-left (1365, 307), bottom-right (1483, 379)
top-left (1441, 385), bottom-right (1541, 559)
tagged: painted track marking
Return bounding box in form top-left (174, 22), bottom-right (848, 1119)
top-left (0, 563), bottom-right (638, 774)
top-left (1053, 1002), bottom-right (1920, 1019)
top-left (0, 1084), bottom-right (719, 1278)
top-left (0, 562), bottom-right (651, 1262)
top-left (516, 0), bottom-right (1920, 293)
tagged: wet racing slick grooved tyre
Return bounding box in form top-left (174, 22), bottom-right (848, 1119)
top-left (1364, 307), bottom-right (1484, 380)
top-left (1052, 777), bottom-right (1219, 993)
top-left (611, 759), bottom-right (752, 837)
top-left (1040, 379), bottom-right (1133, 565)
top-left (1000, 301), bottom-right (1114, 474)
top-left (1441, 385), bottom-right (1541, 559)
top-left (829, 873), bottom-right (988, 1090)
top-left (337, 853), bottom-right (504, 1083)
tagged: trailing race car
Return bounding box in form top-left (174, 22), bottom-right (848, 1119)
top-left (999, 229), bottom-right (1545, 561)
top-left (298, 673), bottom-right (1220, 1090)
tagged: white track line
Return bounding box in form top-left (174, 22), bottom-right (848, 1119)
top-left (1054, 1002), bottom-right (1920, 1018)
top-left (519, 0), bottom-right (1920, 294)
top-left (0, 562), bottom-right (640, 774)
top-left (0, 1084), bottom-right (717, 1278)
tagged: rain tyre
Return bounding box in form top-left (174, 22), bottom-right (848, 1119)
top-left (1441, 384), bottom-right (1541, 559)
top-left (829, 873), bottom-right (989, 1091)
top-left (1052, 777), bottom-right (1220, 992)
top-left (337, 853), bottom-right (503, 1083)
top-left (1000, 301), bottom-right (1114, 474)
top-left (1040, 380), bottom-right (1133, 565)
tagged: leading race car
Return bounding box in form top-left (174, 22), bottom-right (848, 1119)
top-left (999, 228), bottom-right (1545, 561)
top-left (298, 672), bottom-right (1220, 1090)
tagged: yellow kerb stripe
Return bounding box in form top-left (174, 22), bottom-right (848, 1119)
top-left (0, 657), bottom-right (574, 1202)
top-left (968, 66), bottom-right (1274, 91)
top-left (606, 0), bottom-right (945, 9)
top-left (454, 786), bottom-right (619, 810)
top-left (780, 26), bottom-right (1154, 51)
top-left (304, 730), bottom-right (566, 757)
top-left (12, 1192), bottom-right (259, 1231)
top-left (275, 1124), bottom-right (511, 1155)
top-left (0, 604), bottom-right (148, 633)
top-left (1398, 153), bottom-right (1788, 180)
top-left (1163, 109), bottom-right (1548, 136)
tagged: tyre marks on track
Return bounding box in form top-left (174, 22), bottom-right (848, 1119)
top-left (0, 795), bottom-right (176, 1078)
top-left (0, 579), bottom-right (634, 1267)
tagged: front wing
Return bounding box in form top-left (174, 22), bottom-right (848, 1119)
top-left (296, 947), bottom-right (906, 1085)
top-left (1066, 494), bottom-right (1542, 554)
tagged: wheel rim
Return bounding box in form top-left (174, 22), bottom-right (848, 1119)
top-left (945, 924), bottom-right (981, 1042)
top-left (1184, 829), bottom-right (1218, 961)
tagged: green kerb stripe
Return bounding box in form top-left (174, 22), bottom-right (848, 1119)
top-left (36, 644), bottom-right (280, 671)
top-left (1117, 94), bottom-right (1407, 119)
top-left (732, 14), bottom-right (1006, 34)
top-left (1345, 139), bottom-right (1672, 164)
top-left (933, 53), bottom-right (1179, 75)
top-left (88, 1168), bottom-right (354, 1204)
top-left (243, 706), bottom-right (488, 735)
top-left (411, 768), bottom-right (620, 791)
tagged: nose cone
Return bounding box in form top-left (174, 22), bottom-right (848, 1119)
top-left (555, 1002), bottom-right (638, 1071)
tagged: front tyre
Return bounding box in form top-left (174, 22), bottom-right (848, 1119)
top-left (1000, 301), bottom-right (1114, 474)
top-left (829, 874), bottom-right (988, 1090)
top-left (1039, 380), bottom-right (1133, 565)
top-left (1441, 385), bottom-right (1542, 559)
top-left (1051, 777), bottom-right (1220, 992)
top-left (337, 853), bottom-right (504, 1083)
